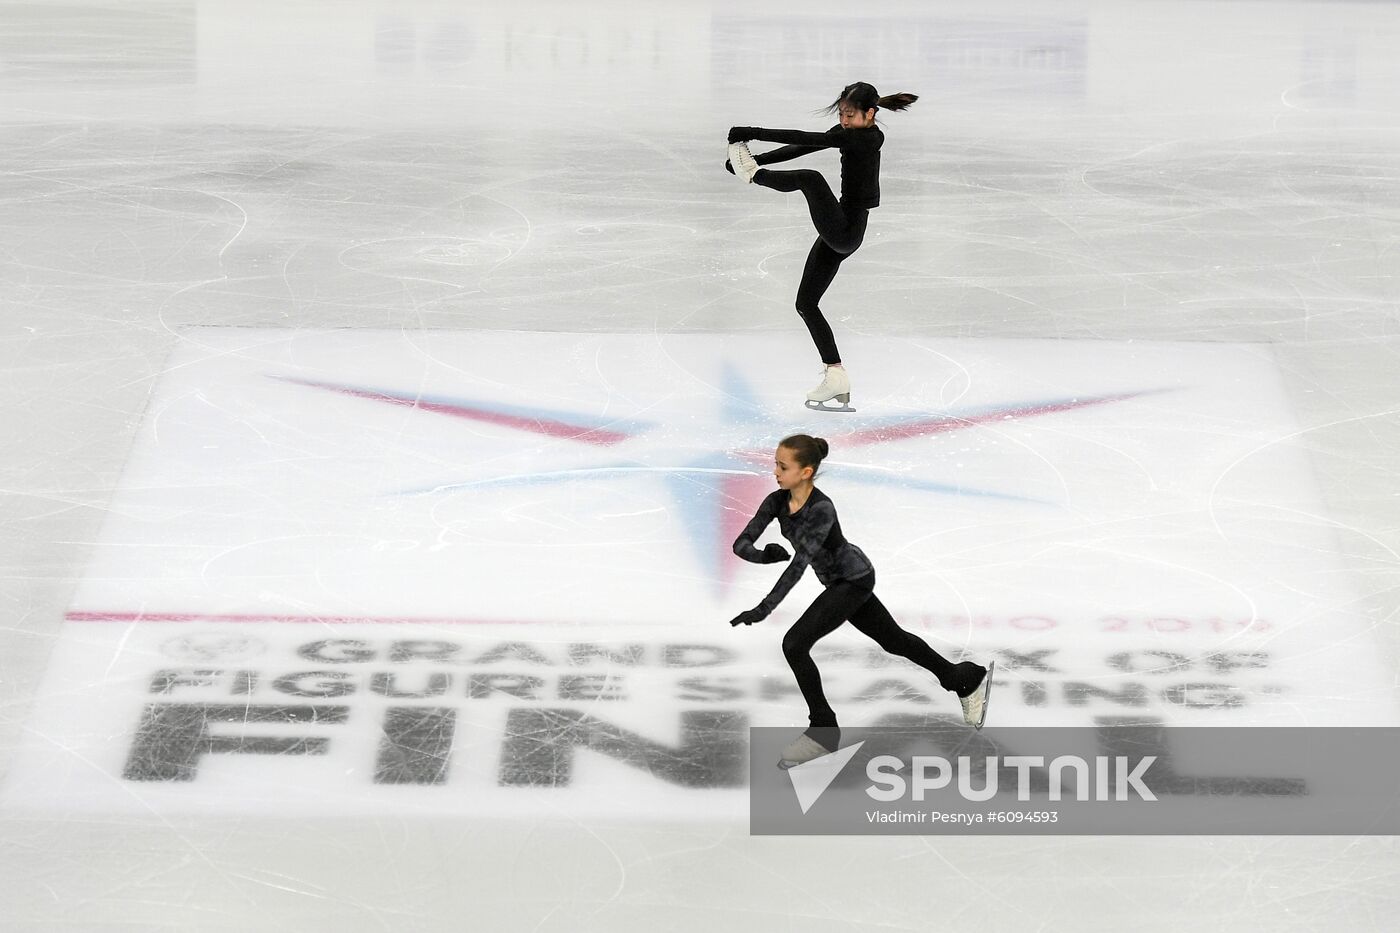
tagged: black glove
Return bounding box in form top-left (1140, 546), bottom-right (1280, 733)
top-left (762, 543), bottom-right (791, 563)
top-left (729, 608), bottom-right (766, 627)
top-left (727, 126), bottom-right (755, 144)
top-left (724, 159), bottom-right (735, 175)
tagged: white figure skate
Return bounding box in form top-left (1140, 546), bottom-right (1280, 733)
top-left (805, 364), bottom-right (854, 413)
top-left (958, 661), bottom-right (995, 730)
top-left (777, 733), bottom-right (835, 770)
top-left (727, 141), bottom-right (760, 183)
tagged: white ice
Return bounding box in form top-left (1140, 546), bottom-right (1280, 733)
top-left (2, 0), bottom-right (1399, 930)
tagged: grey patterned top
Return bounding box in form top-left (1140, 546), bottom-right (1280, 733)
top-left (732, 487), bottom-right (874, 617)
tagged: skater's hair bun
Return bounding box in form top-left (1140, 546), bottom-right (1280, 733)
top-left (822, 82), bottom-right (918, 116)
top-left (780, 434), bottom-right (830, 476)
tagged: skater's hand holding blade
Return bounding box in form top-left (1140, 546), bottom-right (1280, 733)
top-left (727, 126), bottom-right (756, 144)
top-left (762, 543), bottom-right (791, 563)
top-left (729, 608), bottom-right (766, 627)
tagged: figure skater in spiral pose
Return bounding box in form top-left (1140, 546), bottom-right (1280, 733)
top-left (729, 434), bottom-right (993, 769)
top-left (726, 82), bottom-right (917, 412)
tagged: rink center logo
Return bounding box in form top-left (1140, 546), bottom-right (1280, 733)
top-left (26, 331), bottom-right (1386, 826)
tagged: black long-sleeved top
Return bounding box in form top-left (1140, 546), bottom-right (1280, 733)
top-left (746, 124), bottom-right (885, 209)
top-left (732, 487), bottom-right (874, 617)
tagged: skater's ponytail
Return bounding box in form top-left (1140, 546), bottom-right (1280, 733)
top-left (780, 434), bottom-right (830, 476)
top-left (822, 81), bottom-right (918, 116)
top-left (877, 92), bottom-right (918, 112)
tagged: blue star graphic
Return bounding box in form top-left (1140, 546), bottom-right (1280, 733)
top-left (277, 367), bottom-right (1161, 591)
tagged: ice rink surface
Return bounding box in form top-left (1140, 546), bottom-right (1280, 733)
top-left (2, 0), bottom-right (1398, 930)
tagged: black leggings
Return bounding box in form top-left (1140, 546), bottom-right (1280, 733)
top-left (754, 168), bottom-right (868, 366)
top-left (782, 572), bottom-right (976, 732)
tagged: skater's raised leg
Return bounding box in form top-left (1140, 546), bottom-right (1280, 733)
top-left (753, 168), bottom-right (867, 254)
top-left (848, 590), bottom-right (993, 728)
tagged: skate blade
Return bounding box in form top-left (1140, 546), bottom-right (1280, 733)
top-left (777, 752), bottom-right (842, 771)
top-left (974, 661), bottom-right (995, 730)
top-left (804, 396), bottom-right (856, 413)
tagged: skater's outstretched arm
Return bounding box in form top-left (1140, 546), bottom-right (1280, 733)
top-left (730, 125), bottom-right (878, 152)
top-left (755, 142), bottom-right (825, 165)
top-left (751, 499), bottom-right (838, 618)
